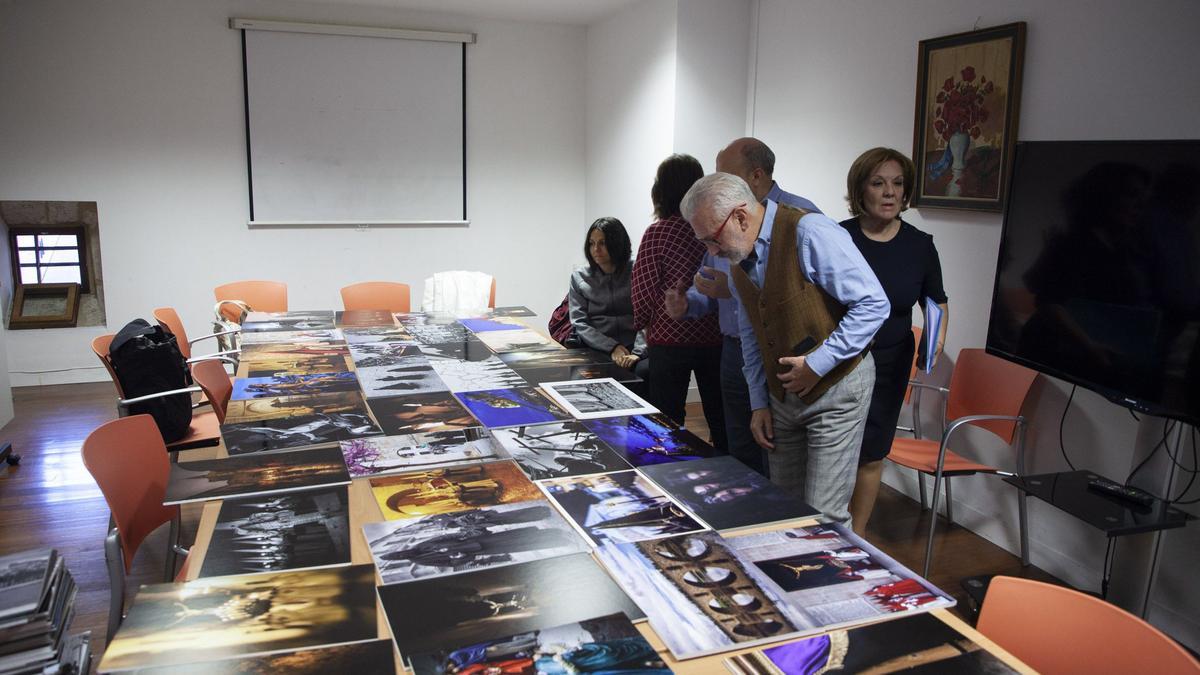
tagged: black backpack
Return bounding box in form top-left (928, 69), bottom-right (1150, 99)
top-left (108, 319), bottom-right (194, 443)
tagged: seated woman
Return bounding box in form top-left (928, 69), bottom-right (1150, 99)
top-left (568, 217), bottom-right (650, 383)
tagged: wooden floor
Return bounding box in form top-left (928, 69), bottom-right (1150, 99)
top-left (0, 383), bottom-right (1055, 670)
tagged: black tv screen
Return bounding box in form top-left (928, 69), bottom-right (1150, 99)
top-left (987, 140), bottom-right (1200, 426)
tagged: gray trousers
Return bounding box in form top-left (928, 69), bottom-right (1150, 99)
top-left (767, 353), bottom-right (874, 528)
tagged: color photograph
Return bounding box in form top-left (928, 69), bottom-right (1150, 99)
top-left (97, 565), bottom-right (378, 672)
top-left (240, 342), bottom-right (350, 362)
top-left (428, 355), bottom-right (526, 392)
top-left (199, 487), bottom-right (351, 579)
top-left (336, 309), bottom-right (396, 327)
top-left (339, 428), bottom-right (504, 478)
top-left (369, 460), bottom-right (542, 520)
top-left (164, 445), bottom-right (351, 505)
top-left (457, 316), bottom-right (528, 333)
top-left (474, 328), bottom-right (562, 353)
top-left (368, 392), bottom-right (478, 436)
top-left (583, 414), bottom-right (717, 466)
top-left (539, 378), bottom-right (657, 420)
top-left (231, 372), bottom-right (360, 400)
top-left (363, 501), bottom-right (587, 584)
top-left (222, 410), bottom-right (382, 456)
top-left (408, 613), bottom-right (669, 675)
top-left (377, 554), bottom-right (643, 659)
top-left (128, 640), bottom-right (397, 675)
top-left (499, 348), bottom-right (609, 369)
top-left (490, 421), bottom-right (631, 480)
top-left (639, 456), bottom-right (819, 532)
top-left (540, 470), bottom-right (706, 547)
top-left (456, 387), bottom-right (571, 429)
top-left (223, 392), bottom-right (371, 425)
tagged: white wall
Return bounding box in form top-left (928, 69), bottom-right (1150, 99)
top-left (750, 0), bottom-right (1200, 649)
top-left (0, 0), bottom-right (586, 385)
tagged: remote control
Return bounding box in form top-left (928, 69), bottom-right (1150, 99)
top-left (1087, 477), bottom-right (1155, 506)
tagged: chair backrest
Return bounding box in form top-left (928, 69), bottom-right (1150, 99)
top-left (213, 280), bottom-right (288, 321)
top-left (190, 359), bottom-right (232, 423)
top-left (81, 415), bottom-right (178, 573)
top-left (946, 348), bottom-right (1038, 444)
top-left (340, 281), bottom-right (412, 313)
top-left (152, 307), bottom-right (190, 359)
top-left (91, 334), bottom-right (125, 398)
top-left (978, 576), bottom-right (1200, 674)
top-left (488, 276), bottom-right (497, 309)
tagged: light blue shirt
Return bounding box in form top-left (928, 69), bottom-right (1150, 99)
top-left (736, 199), bottom-right (889, 410)
top-left (685, 182), bottom-right (822, 337)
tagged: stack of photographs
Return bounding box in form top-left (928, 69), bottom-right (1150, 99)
top-left (163, 446), bottom-right (351, 505)
top-left (455, 387), bottom-right (571, 428)
top-left (540, 470), bottom-right (707, 547)
top-left (489, 421), bottom-right (632, 480)
top-left (540, 378), bottom-right (657, 420)
top-left (232, 372), bottom-right (360, 400)
top-left (368, 393), bottom-right (477, 436)
top-left (339, 428), bottom-right (503, 478)
top-left (369, 460), bottom-right (542, 521)
top-left (129, 640), bottom-right (396, 675)
top-left (221, 392), bottom-right (382, 456)
top-left (582, 414), bottom-right (717, 466)
top-left (98, 565), bottom-right (379, 672)
top-left (198, 486), bottom-right (351, 579)
top-left (0, 549), bottom-right (82, 675)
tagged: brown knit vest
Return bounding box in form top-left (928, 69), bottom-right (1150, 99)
top-left (730, 204), bottom-right (863, 405)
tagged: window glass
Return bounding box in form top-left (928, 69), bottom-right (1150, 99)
top-left (40, 267), bottom-right (82, 285)
top-left (15, 235), bottom-right (35, 248)
top-left (19, 267), bottom-right (39, 284)
top-left (18, 251), bottom-right (36, 264)
top-left (39, 249), bottom-right (79, 264)
top-left (38, 234), bottom-right (78, 247)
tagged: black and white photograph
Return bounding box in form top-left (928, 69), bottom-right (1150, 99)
top-left (474, 328), bottom-right (562, 353)
top-left (417, 338), bottom-right (495, 362)
top-left (222, 410), bottom-right (383, 456)
top-left (241, 311), bottom-right (337, 332)
top-left (347, 341), bottom-right (423, 368)
top-left (363, 501), bottom-right (587, 584)
top-left (339, 428), bottom-right (504, 478)
top-left (490, 421), bottom-right (632, 480)
top-left (540, 378), bottom-right (657, 420)
top-left (239, 329), bottom-right (345, 345)
top-left (0, 548), bottom-right (55, 620)
top-left (404, 321), bottom-right (475, 344)
top-left (356, 355), bottom-right (449, 398)
top-left (342, 326), bottom-right (414, 344)
top-left (428, 355), bottom-right (526, 392)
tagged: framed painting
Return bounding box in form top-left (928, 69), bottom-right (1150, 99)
top-left (912, 22), bottom-right (1026, 211)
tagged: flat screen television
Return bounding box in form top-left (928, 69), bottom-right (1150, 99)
top-left (986, 140), bottom-right (1200, 426)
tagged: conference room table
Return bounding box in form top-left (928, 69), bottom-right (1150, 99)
top-left (174, 311), bottom-right (1034, 675)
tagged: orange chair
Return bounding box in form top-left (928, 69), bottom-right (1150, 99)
top-left (340, 281), bottom-right (412, 313)
top-left (977, 576), bottom-right (1200, 674)
top-left (152, 307), bottom-right (240, 363)
top-left (213, 280), bottom-right (287, 322)
top-left (887, 348), bottom-right (1039, 577)
top-left (81, 415), bottom-right (191, 642)
top-left (190, 359), bottom-right (232, 423)
top-left (90, 335), bottom-right (222, 452)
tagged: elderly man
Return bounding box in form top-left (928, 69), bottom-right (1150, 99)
top-left (677, 172), bottom-right (888, 526)
top-left (666, 138), bottom-right (820, 476)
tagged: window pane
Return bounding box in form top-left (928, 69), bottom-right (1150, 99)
top-left (38, 234), bottom-right (78, 248)
top-left (39, 249), bottom-right (79, 264)
top-left (20, 267), bottom-right (39, 284)
top-left (18, 251), bottom-right (36, 264)
top-left (39, 266), bottom-right (81, 285)
top-left (15, 235), bottom-right (35, 248)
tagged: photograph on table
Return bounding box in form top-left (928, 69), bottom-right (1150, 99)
top-left (129, 640), bottom-right (397, 675)
top-left (457, 316), bottom-right (528, 333)
top-left (500, 348), bottom-right (610, 369)
top-left (455, 387), bottom-right (571, 429)
top-left (199, 487), bottom-right (351, 579)
top-left (474, 328), bottom-right (562, 353)
top-left (240, 354), bottom-right (354, 379)
top-left (417, 337), bottom-right (496, 362)
top-left (377, 553), bottom-right (644, 659)
top-left (246, 310), bottom-right (336, 324)
top-left (490, 421), bottom-right (631, 480)
top-left (404, 321), bottom-right (475, 344)
top-left (408, 612), bottom-right (668, 675)
top-left (582, 414), bottom-right (717, 467)
top-left (639, 456), bottom-right (819, 533)
top-left (727, 524), bottom-right (954, 626)
top-left (97, 564), bottom-right (378, 672)
top-left (396, 312), bottom-right (460, 326)
top-left (342, 326), bottom-right (413, 344)
top-left (357, 359), bottom-right (450, 399)
top-left (239, 329), bottom-right (344, 345)
top-left (370, 460), bottom-right (542, 520)
top-left (241, 342), bottom-right (350, 361)
top-left (164, 445), bottom-right (351, 505)
top-left (363, 501), bottom-right (587, 585)
top-left (725, 612), bottom-right (1016, 675)
top-left (336, 309), bottom-right (396, 327)
top-left (347, 342), bottom-right (424, 368)
top-left (222, 410), bottom-right (382, 456)
top-left (241, 311), bottom-right (337, 332)
top-left (223, 392), bottom-right (371, 426)
top-left (540, 470), bottom-right (706, 547)
top-left (231, 372), bottom-right (360, 400)
top-left (484, 306), bottom-right (536, 317)
top-left (596, 532), bottom-right (807, 660)
top-left (368, 392), bottom-right (478, 436)
top-left (428, 355), bottom-right (526, 393)
top-left (339, 428), bottom-right (504, 478)
top-left (540, 378), bottom-right (657, 420)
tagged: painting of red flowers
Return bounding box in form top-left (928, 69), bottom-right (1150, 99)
top-left (912, 22), bottom-right (1026, 211)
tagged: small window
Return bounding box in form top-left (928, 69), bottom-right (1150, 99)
top-left (10, 227), bottom-right (90, 293)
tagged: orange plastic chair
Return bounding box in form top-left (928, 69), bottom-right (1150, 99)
top-left (81, 415), bottom-right (191, 642)
top-left (340, 281), bottom-right (412, 313)
top-left (153, 307), bottom-right (240, 363)
top-left (190, 359), bottom-right (232, 423)
top-left (887, 348), bottom-right (1039, 577)
top-left (90, 335), bottom-right (221, 452)
top-left (213, 280), bottom-right (288, 322)
top-left (977, 576), bottom-right (1200, 674)
top-left (488, 277), bottom-right (497, 309)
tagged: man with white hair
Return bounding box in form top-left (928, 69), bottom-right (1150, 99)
top-left (676, 172), bottom-right (888, 526)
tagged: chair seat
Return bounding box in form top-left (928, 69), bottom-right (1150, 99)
top-left (165, 409), bottom-right (221, 452)
top-left (889, 437), bottom-right (997, 475)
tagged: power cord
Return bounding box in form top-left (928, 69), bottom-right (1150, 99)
top-left (1126, 420), bottom-right (1175, 485)
top-left (1059, 385), bottom-right (1077, 471)
top-left (1169, 426), bottom-right (1199, 505)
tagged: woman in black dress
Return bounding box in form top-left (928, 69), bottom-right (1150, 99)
top-left (841, 148), bottom-right (949, 533)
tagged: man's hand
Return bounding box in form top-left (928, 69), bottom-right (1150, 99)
top-left (750, 408), bottom-right (775, 450)
top-left (777, 355), bottom-right (821, 396)
top-left (693, 266), bottom-right (731, 299)
top-left (663, 276), bottom-right (691, 320)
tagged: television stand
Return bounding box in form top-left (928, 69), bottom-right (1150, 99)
top-left (1004, 470), bottom-right (1191, 536)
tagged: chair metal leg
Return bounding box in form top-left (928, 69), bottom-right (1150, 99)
top-left (944, 477), bottom-right (954, 525)
top-left (1018, 490), bottom-right (1030, 566)
top-left (104, 529), bottom-right (126, 645)
top-left (923, 472), bottom-right (943, 579)
top-left (917, 471), bottom-right (928, 510)
top-left (166, 513), bottom-right (181, 582)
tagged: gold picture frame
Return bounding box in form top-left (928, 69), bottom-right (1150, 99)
top-left (9, 283), bottom-right (81, 329)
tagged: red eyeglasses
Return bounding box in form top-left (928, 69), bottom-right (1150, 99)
top-left (697, 202), bottom-right (746, 246)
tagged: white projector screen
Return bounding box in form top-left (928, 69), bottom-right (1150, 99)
top-left (241, 26), bottom-right (466, 224)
